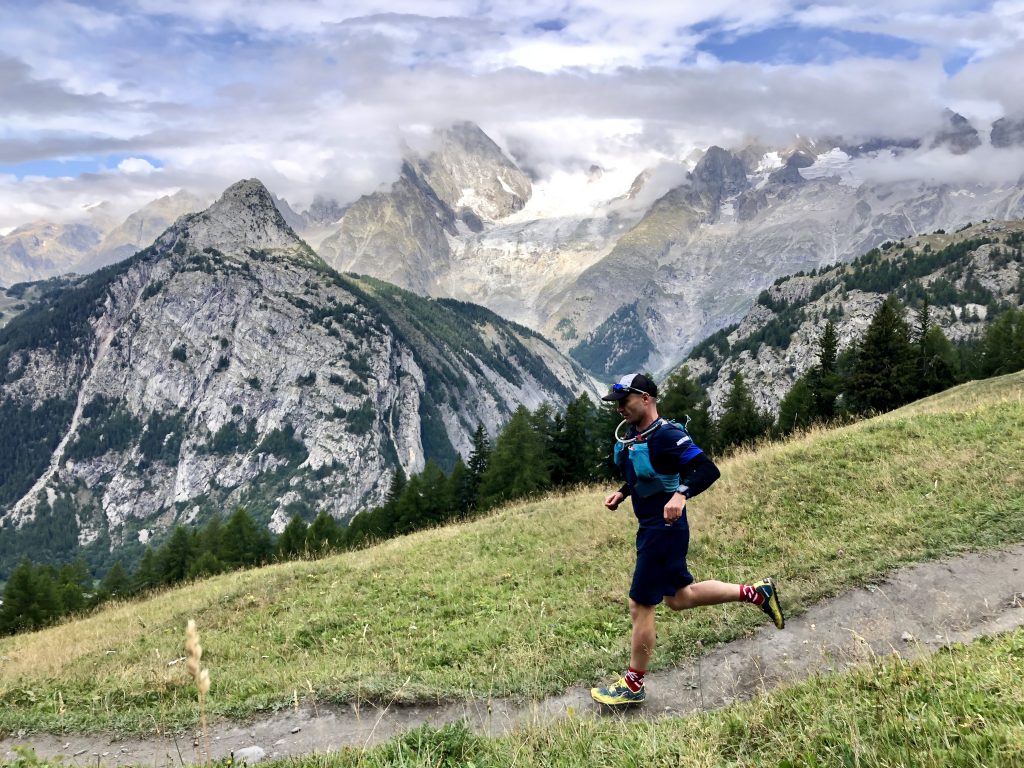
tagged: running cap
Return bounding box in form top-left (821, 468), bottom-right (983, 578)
top-left (601, 373), bottom-right (658, 401)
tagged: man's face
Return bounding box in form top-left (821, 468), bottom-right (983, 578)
top-left (617, 391), bottom-right (648, 424)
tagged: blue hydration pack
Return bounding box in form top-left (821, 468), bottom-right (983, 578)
top-left (613, 420), bottom-right (692, 498)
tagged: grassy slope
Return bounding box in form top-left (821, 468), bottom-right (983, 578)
top-left (279, 630), bottom-right (1024, 767)
top-left (1, 372), bottom-right (1022, 735)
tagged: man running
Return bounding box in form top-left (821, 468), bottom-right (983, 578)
top-left (591, 372), bottom-right (784, 706)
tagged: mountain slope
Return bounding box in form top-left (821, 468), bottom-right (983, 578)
top-left (0, 179), bottom-right (596, 573)
top-left (683, 220), bottom-right (1024, 415)
top-left (0, 370), bottom-right (1020, 735)
top-left (558, 145), bottom-right (1024, 376)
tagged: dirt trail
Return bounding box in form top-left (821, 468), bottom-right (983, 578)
top-left (4, 545), bottom-right (1023, 766)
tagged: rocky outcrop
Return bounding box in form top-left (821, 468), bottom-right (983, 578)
top-left (0, 192), bottom-right (205, 285)
top-left (991, 116), bottom-right (1024, 148)
top-left (0, 222), bottom-right (103, 284)
top-left (932, 110), bottom-right (982, 155)
top-left (410, 122), bottom-right (532, 222)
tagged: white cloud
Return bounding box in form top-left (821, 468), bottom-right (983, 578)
top-left (117, 157), bottom-right (158, 174)
top-left (0, 2), bottom-right (1022, 230)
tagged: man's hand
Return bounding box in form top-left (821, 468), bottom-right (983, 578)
top-left (663, 492), bottom-right (686, 524)
top-left (604, 491), bottom-right (625, 511)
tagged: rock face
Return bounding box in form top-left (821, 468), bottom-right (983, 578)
top-left (318, 162), bottom-right (457, 295)
top-left (551, 145), bottom-right (1024, 376)
top-left (309, 123), bottom-right (1024, 380)
top-left (74, 191), bottom-right (208, 275)
top-left (0, 179), bottom-right (597, 564)
top-left (682, 220), bottom-right (1024, 416)
top-left (0, 222), bottom-right (104, 285)
top-left (991, 116), bottom-right (1024, 148)
top-left (932, 110), bottom-right (982, 154)
top-left (409, 121), bottom-right (532, 222)
top-left (317, 122), bottom-right (533, 294)
top-left (7, 117), bottom-right (1024, 386)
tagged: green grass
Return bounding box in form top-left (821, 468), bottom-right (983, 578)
top-left (271, 629), bottom-right (1024, 767)
top-left (1, 372), bottom-right (1022, 737)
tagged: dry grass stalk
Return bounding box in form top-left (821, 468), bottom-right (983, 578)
top-left (185, 619), bottom-right (212, 762)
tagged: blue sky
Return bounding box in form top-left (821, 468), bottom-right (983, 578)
top-left (1, 1), bottom-right (1022, 226)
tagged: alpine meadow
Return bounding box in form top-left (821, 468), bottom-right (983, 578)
top-left (2, 371), bottom-right (1022, 765)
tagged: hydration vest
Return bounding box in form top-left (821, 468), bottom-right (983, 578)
top-left (613, 420), bottom-right (692, 498)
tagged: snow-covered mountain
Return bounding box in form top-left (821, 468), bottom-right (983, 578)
top-left (5, 115), bottom-right (1024, 381)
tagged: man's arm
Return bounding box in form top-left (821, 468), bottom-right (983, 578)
top-left (662, 452), bottom-right (720, 524)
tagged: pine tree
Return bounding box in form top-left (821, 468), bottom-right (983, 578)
top-left (222, 507), bottom-right (272, 569)
top-left (187, 551), bottom-right (223, 579)
top-left (394, 461), bottom-right (452, 531)
top-left (97, 560), bottom-right (132, 602)
top-left (847, 297), bottom-right (916, 414)
top-left (133, 547), bottom-right (160, 593)
top-left (158, 525), bottom-right (195, 585)
top-left (919, 325), bottom-right (959, 395)
top-left (197, 515), bottom-right (225, 563)
top-left (277, 514), bottom-right (309, 558)
top-left (716, 373), bottom-right (769, 449)
top-left (461, 424), bottom-right (491, 513)
top-left (529, 403), bottom-right (562, 485)
top-left (806, 320), bottom-right (842, 421)
top-left (56, 559), bottom-right (90, 614)
top-left (305, 510), bottom-right (340, 556)
top-left (658, 367), bottom-right (715, 449)
top-left (478, 406), bottom-right (552, 509)
top-left (978, 308), bottom-right (1024, 377)
top-left (777, 374), bottom-right (814, 434)
top-left (447, 458), bottom-right (475, 517)
top-left (0, 558), bottom-right (41, 634)
top-left (658, 366), bottom-right (704, 424)
top-left (385, 467), bottom-right (407, 505)
top-left (559, 394), bottom-right (605, 485)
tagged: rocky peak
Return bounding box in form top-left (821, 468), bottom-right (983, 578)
top-left (304, 194), bottom-right (346, 226)
top-left (691, 146), bottom-right (749, 200)
top-left (932, 109), bottom-right (982, 155)
top-left (184, 178), bottom-right (302, 256)
top-left (836, 136), bottom-right (921, 157)
top-left (768, 150), bottom-right (814, 185)
top-left (991, 116), bottom-right (1024, 148)
top-left (407, 121), bottom-right (532, 221)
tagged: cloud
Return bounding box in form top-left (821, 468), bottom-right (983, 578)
top-left (117, 157), bottom-right (159, 174)
top-left (1, 2), bottom-right (1023, 230)
top-left (823, 143), bottom-right (1024, 187)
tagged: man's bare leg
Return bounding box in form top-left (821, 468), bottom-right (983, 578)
top-left (629, 599), bottom-right (657, 670)
top-left (664, 580), bottom-right (743, 611)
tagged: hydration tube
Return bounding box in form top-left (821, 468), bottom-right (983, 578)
top-left (615, 417), bottom-right (663, 445)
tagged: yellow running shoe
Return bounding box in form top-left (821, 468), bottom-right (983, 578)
top-left (591, 677), bottom-right (647, 706)
top-left (753, 577), bottom-right (785, 629)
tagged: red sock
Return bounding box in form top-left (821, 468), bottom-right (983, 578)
top-left (624, 667), bottom-right (646, 692)
top-left (740, 584), bottom-right (765, 606)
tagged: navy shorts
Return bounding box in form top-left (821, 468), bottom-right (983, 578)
top-left (629, 524), bottom-right (693, 606)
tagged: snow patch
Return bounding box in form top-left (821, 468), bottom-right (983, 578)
top-left (799, 148), bottom-right (863, 186)
top-left (756, 151), bottom-right (784, 173)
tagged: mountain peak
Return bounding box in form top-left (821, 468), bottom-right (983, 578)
top-left (932, 109), bottom-right (982, 154)
top-left (406, 122), bottom-right (532, 221)
top-left (185, 179), bottom-right (304, 255)
top-left (692, 146), bottom-right (749, 198)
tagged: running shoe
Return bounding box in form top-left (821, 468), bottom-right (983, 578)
top-left (590, 677), bottom-right (647, 706)
top-left (753, 577), bottom-right (785, 629)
